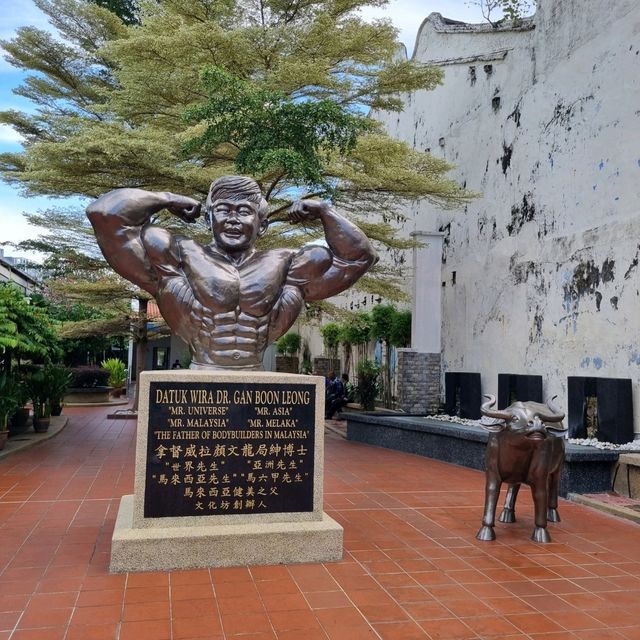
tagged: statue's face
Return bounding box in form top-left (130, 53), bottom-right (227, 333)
top-left (209, 199), bottom-right (267, 252)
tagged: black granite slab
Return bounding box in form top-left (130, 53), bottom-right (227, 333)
top-left (346, 413), bottom-right (619, 498)
top-left (497, 373), bottom-right (543, 407)
top-left (568, 376), bottom-right (634, 445)
top-left (444, 372), bottom-right (482, 419)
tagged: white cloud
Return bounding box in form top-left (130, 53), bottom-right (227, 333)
top-left (0, 123), bottom-right (24, 143)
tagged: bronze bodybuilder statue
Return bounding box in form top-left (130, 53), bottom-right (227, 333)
top-left (87, 176), bottom-right (377, 370)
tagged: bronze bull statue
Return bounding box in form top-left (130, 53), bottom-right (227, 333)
top-left (476, 394), bottom-right (567, 543)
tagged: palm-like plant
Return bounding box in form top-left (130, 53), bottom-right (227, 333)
top-left (0, 373), bottom-right (21, 431)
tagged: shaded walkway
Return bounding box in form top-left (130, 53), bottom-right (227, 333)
top-left (0, 405), bottom-right (639, 639)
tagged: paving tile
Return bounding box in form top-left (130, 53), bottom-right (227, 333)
top-left (3, 407), bottom-right (640, 640)
top-left (418, 617), bottom-right (478, 639)
top-left (65, 622), bottom-right (120, 640)
top-left (373, 620), bottom-right (430, 639)
top-left (304, 590), bottom-right (352, 610)
top-left (120, 618), bottom-right (171, 640)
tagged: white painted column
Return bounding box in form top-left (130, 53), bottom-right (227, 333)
top-left (410, 231), bottom-right (444, 353)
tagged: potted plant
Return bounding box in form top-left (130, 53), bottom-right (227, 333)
top-left (356, 359), bottom-right (380, 411)
top-left (101, 358), bottom-right (127, 397)
top-left (0, 373), bottom-right (21, 449)
top-left (24, 370), bottom-right (52, 432)
top-left (9, 372), bottom-right (31, 434)
top-left (45, 364), bottom-right (73, 416)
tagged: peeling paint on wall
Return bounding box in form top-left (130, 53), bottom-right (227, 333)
top-left (500, 143), bottom-right (513, 175)
top-left (624, 245), bottom-right (639, 279)
top-left (507, 193), bottom-right (536, 235)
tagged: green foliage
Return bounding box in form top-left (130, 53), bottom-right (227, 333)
top-left (369, 303), bottom-right (396, 343)
top-left (0, 284), bottom-right (61, 369)
top-left (23, 365), bottom-right (72, 418)
top-left (339, 311), bottom-right (371, 346)
top-left (0, 0), bottom-right (474, 304)
top-left (185, 66), bottom-right (373, 191)
top-left (40, 296), bottom-right (128, 365)
top-left (89, 0), bottom-right (139, 24)
top-left (0, 373), bottom-right (22, 430)
top-left (320, 322), bottom-right (341, 357)
top-left (356, 358), bottom-right (379, 411)
top-left (389, 309), bottom-right (411, 348)
top-left (100, 357), bottom-right (127, 387)
top-left (43, 364), bottom-right (73, 403)
top-left (275, 332), bottom-right (301, 356)
top-left (70, 366), bottom-right (110, 388)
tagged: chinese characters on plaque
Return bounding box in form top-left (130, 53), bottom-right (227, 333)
top-left (144, 382), bottom-right (316, 518)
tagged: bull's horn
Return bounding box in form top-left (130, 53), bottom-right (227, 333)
top-left (480, 394), bottom-right (513, 422)
top-left (536, 395), bottom-right (565, 423)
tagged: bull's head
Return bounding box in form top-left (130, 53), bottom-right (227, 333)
top-left (480, 394), bottom-right (567, 439)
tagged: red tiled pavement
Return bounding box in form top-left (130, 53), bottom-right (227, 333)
top-left (1, 405), bottom-right (640, 639)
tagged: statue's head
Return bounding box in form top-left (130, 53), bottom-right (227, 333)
top-left (205, 176), bottom-right (269, 252)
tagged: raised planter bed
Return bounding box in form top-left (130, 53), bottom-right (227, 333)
top-left (346, 413), bottom-right (619, 497)
top-left (64, 387), bottom-right (113, 405)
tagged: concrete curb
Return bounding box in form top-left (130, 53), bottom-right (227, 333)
top-left (0, 415), bottom-right (69, 460)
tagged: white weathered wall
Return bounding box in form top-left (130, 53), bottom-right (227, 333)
top-left (376, 1), bottom-right (640, 429)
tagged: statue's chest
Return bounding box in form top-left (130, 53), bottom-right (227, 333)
top-left (184, 253), bottom-right (289, 313)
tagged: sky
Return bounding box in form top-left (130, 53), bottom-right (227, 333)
top-left (0, 0), bottom-right (490, 260)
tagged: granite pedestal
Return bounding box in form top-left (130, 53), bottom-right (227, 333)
top-left (110, 370), bottom-right (343, 572)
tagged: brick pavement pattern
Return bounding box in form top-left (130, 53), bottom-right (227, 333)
top-left (1, 405), bottom-right (640, 639)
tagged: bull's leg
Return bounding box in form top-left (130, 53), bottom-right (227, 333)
top-left (476, 473), bottom-right (501, 541)
top-left (499, 483), bottom-right (520, 523)
top-left (530, 483), bottom-right (551, 543)
top-left (547, 471), bottom-right (561, 523)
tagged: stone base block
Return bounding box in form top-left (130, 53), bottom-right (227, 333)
top-left (110, 495), bottom-right (343, 573)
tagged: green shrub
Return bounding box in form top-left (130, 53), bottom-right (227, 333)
top-left (70, 366), bottom-right (110, 388)
top-left (101, 358), bottom-right (127, 388)
top-left (356, 359), bottom-right (380, 411)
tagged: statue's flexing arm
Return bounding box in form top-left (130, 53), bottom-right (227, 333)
top-left (86, 189), bottom-right (201, 296)
top-left (268, 200), bottom-right (378, 338)
top-left (286, 200), bottom-right (377, 299)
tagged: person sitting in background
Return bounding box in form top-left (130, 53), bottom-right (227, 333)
top-left (325, 371), bottom-right (343, 419)
top-left (327, 373), bottom-right (353, 419)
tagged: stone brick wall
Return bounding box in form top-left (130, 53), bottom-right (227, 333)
top-left (397, 349), bottom-right (441, 414)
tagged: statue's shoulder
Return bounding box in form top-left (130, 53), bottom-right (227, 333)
top-left (254, 247), bottom-right (297, 263)
top-left (173, 235), bottom-right (209, 255)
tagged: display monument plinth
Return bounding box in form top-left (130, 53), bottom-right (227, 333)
top-left (110, 370), bottom-right (343, 572)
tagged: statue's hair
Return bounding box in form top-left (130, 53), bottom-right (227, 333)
top-left (205, 175), bottom-right (269, 225)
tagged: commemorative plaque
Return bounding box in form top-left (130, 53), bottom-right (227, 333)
top-left (110, 370), bottom-right (343, 572)
top-left (145, 381), bottom-right (316, 518)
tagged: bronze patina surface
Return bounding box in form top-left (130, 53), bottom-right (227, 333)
top-left (87, 176), bottom-right (376, 370)
top-left (476, 394), bottom-right (567, 543)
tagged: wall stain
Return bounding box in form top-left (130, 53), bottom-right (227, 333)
top-left (507, 193), bottom-right (535, 235)
top-left (529, 305), bottom-right (543, 344)
top-left (624, 245), bottom-right (639, 279)
top-left (439, 222), bottom-right (451, 264)
top-left (601, 257), bottom-right (615, 283)
top-left (500, 143), bottom-right (513, 175)
top-left (543, 95), bottom-right (594, 132)
top-left (562, 258), bottom-right (616, 313)
top-left (507, 101), bottom-right (522, 127)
